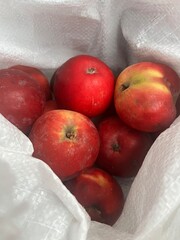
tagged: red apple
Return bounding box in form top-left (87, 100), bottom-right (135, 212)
top-left (96, 116), bottom-right (153, 178)
top-left (114, 62), bottom-right (177, 132)
top-left (0, 68), bottom-right (46, 134)
top-left (53, 55), bottom-right (115, 117)
top-left (64, 167), bottom-right (124, 226)
top-left (29, 109), bottom-right (100, 181)
top-left (10, 65), bottom-right (52, 100)
top-left (43, 99), bottom-right (58, 114)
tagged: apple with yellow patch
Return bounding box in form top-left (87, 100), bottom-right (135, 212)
top-left (29, 110), bottom-right (100, 181)
top-left (114, 62), bottom-right (178, 132)
top-left (64, 167), bottom-right (124, 226)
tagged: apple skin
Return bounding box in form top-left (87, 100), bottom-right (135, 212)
top-left (43, 100), bottom-right (58, 114)
top-left (53, 55), bottom-right (115, 117)
top-left (64, 167), bottom-right (124, 226)
top-left (114, 63), bottom-right (177, 132)
top-left (96, 116), bottom-right (153, 178)
top-left (0, 68), bottom-right (46, 134)
top-left (115, 62), bottom-right (180, 101)
top-left (29, 109), bottom-right (100, 181)
top-left (10, 65), bottom-right (52, 100)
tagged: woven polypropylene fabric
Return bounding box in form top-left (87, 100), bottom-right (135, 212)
top-left (1, 1), bottom-right (180, 240)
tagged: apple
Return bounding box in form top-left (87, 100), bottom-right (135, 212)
top-left (0, 68), bottom-right (46, 134)
top-left (53, 55), bottom-right (115, 117)
top-left (114, 62), bottom-right (177, 132)
top-left (10, 65), bottom-right (52, 100)
top-left (96, 115), bottom-right (153, 178)
top-left (115, 62), bottom-right (180, 101)
top-left (43, 99), bottom-right (58, 114)
top-left (29, 109), bottom-right (100, 181)
top-left (64, 167), bottom-right (124, 226)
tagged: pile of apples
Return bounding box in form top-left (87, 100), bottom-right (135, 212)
top-left (0, 55), bottom-right (180, 226)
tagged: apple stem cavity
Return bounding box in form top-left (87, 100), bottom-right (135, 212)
top-left (112, 143), bottom-right (120, 152)
top-left (66, 131), bottom-right (75, 140)
top-left (65, 126), bottom-right (76, 140)
top-left (87, 67), bottom-right (96, 74)
top-left (121, 82), bottom-right (130, 91)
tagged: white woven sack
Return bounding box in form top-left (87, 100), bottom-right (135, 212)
top-left (1, 1), bottom-right (180, 239)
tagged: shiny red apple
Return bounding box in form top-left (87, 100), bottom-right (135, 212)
top-left (53, 55), bottom-right (115, 117)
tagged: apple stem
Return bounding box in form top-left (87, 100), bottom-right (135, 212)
top-left (87, 68), bottom-right (96, 74)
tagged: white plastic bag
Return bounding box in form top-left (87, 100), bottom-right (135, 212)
top-left (1, 1), bottom-right (180, 239)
